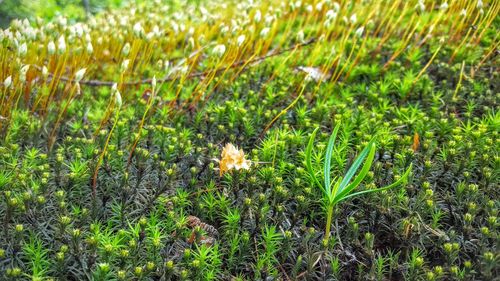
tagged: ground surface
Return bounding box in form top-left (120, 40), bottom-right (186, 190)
top-left (0, 0), bottom-right (498, 280)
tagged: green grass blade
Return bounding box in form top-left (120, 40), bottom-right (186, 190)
top-left (337, 140), bottom-right (374, 193)
top-left (306, 127), bottom-right (323, 191)
top-left (324, 123), bottom-right (341, 196)
top-left (334, 141), bottom-right (376, 201)
top-left (334, 163), bottom-right (412, 205)
top-left (329, 180), bottom-right (341, 204)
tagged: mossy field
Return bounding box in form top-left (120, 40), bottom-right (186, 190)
top-left (0, 0), bottom-right (499, 280)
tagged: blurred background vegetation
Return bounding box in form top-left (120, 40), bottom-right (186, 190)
top-left (0, 0), bottom-right (124, 27)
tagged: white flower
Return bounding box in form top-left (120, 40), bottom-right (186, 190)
top-left (355, 26), bottom-right (364, 37)
top-left (152, 25), bottom-right (160, 36)
top-left (171, 22), bottom-right (179, 34)
top-left (260, 27), bottom-right (270, 38)
top-left (133, 22), bottom-right (143, 37)
top-left (324, 18), bottom-right (333, 28)
top-left (296, 66), bottom-right (330, 82)
top-left (212, 44), bottom-right (226, 57)
top-left (74, 68), bottom-right (86, 82)
top-left (152, 75), bottom-right (157, 89)
top-left (460, 9), bottom-right (466, 16)
top-left (315, 2), bottom-right (323, 11)
top-left (440, 2), bottom-right (448, 11)
top-left (326, 10), bottom-right (337, 20)
top-left (333, 2), bottom-right (340, 12)
top-left (265, 15), bottom-right (275, 26)
top-left (179, 65), bottom-right (189, 75)
top-left (112, 83), bottom-right (122, 108)
top-left (75, 82), bottom-right (81, 95)
top-left (58, 16), bottom-right (67, 27)
top-left (86, 42), bottom-right (93, 54)
top-left (200, 6), bottom-right (208, 16)
top-left (4, 76), bottom-right (12, 88)
top-left (237, 34), bottom-right (246, 47)
top-left (19, 65), bottom-right (30, 83)
top-left (115, 90), bottom-right (122, 108)
top-left (121, 59), bottom-right (130, 72)
top-left (254, 10), bottom-right (262, 23)
top-left (74, 24), bottom-right (84, 38)
top-left (187, 27), bottom-right (195, 36)
top-left (188, 37), bottom-right (195, 49)
top-left (220, 25), bottom-right (229, 34)
top-left (20, 65), bottom-right (30, 75)
top-left (25, 27), bottom-right (36, 40)
top-left (350, 13), bottom-right (357, 24)
top-left (122, 43), bottom-right (130, 56)
top-left (477, 0), bottom-right (483, 9)
top-left (57, 35), bottom-right (66, 54)
top-left (297, 30), bottom-right (304, 42)
top-left (42, 66), bottom-right (49, 79)
top-left (18, 42), bottom-right (27, 56)
top-left (146, 32), bottom-right (154, 41)
top-left (416, 0), bottom-right (425, 12)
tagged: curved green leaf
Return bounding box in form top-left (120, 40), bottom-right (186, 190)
top-left (337, 140), bottom-right (374, 193)
top-left (334, 163), bottom-right (412, 205)
top-left (305, 127), bottom-right (322, 191)
top-left (334, 141), bottom-right (376, 201)
top-left (324, 123), bottom-right (341, 195)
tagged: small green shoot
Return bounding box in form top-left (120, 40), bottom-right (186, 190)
top-left (305, 123), bottom-right (412, 242)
